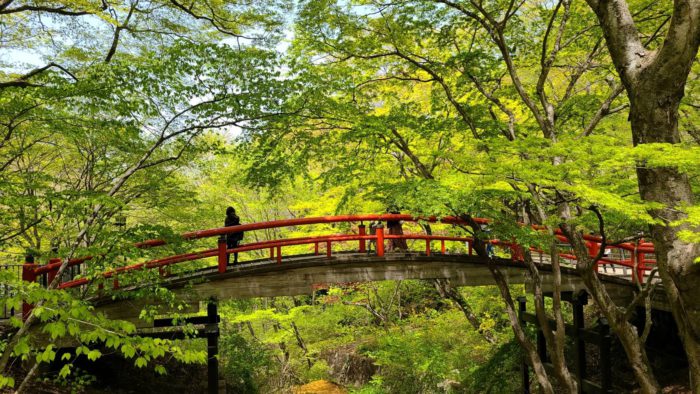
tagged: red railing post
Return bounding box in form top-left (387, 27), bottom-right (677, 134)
top-left (376, 225), bottom-right (384, 257)
top-left (358, 224), bottom-right (366, 253)
top-left (510, 244), bottom-right (525, 262)
top-left (586, 240), bottom-right (601, 258)
top-left (441, 240), bottom-right (445, 255)
top-left (425, 239), bottom-right (431, 256)
top-left (586, 240), bottom-right (601, 273)
top-left (314, 242), bottom-right (319, 255)
top-left (269, 247), bottom-right (274, 260)
top-left (636, 251), bottom-right (646, 284)
top-left (468, 241), bottom-right (473, 256)
top-left (326, 241), bottom-right (332, 258)
top-left (47, 258), bottom-right (60, 285)
top-left (276, 246), bottom-right (282, 264)
top-left (113, 277), bottom-right (120, 290)
top-left (22, 254), bottom-right (37, 321)
top-left (217, 237), bottom-right (227, 274)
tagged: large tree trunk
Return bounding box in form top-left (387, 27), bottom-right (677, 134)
top-left (630, 85), bottom-right (700, 390)
top-left (584, 0), bottom-right (700, 389)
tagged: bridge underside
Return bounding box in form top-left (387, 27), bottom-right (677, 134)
top-left (94, 253), bottom-right (662, 326)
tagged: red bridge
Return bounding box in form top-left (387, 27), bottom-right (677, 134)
top-left (15, 214), bottom-right (660, 322)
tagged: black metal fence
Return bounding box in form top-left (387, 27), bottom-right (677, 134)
top-left (1, 264), bottom-right (23, 320)
top-left (518, 291), bottom-right (613, 393)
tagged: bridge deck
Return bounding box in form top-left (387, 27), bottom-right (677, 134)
top-left (93, 252), bottom-right (668, 327)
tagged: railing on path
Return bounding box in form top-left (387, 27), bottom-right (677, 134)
top-left (1, 264), bottom-right (23, 320)
top-left (15, 214), bottom-right (657, 320)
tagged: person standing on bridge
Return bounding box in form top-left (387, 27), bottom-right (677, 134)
top-left (225, 207), bottom-right (244, 265)
top-left (386, 208), bottom-right (408, 251)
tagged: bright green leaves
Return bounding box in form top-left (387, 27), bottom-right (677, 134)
top-left (44, 321), bottom-right (66, 339)
top-left (0, 374), bottom-right (15, 389)
top-left (121, 343), bottom-right (136, 359)
top-left (11, 337), bottom-right (30, 358)
top-left (36, 345), bottom-right (56, 364)
top-left (58, 364), bottom-right (72, 379)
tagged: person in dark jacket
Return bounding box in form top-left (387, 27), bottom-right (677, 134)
top-left (225, 207), bottom-right (243, 265)
top-left (386, 208), bottom-right (408, 251)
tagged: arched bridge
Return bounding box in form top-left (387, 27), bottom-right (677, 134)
top-left (17, 214), bottom-right (662, 322)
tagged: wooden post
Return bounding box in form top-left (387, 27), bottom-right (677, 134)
top-left (326, 240), bottom-right (332, 258)
top-left (217, 237), bottom-right (227, 274)
top-left (276, 245), bottom-right (282, 264)
top-left (314, 242), bottom-right (319, 256)
top-left (441, 240), bottom-right (445, 254)
top-left (376, 225), bottom-right (384, 257)
top-left (468, 241), bottom-right (473, 256)
top-left (269, 247), bottom-right (274, 260)
top-left (358, 224), bottom-right (366, 253)
top-left (425, 239), bottom-right (431, 256)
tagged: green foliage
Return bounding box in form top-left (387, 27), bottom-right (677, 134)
top-left (219, 282), bottom-right (518, 393)
top-left (220, 330), bottom-right (275, 393)
top-left (42, 366), bottom-right (96, 394)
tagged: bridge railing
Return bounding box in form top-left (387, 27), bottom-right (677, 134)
top-left (18, 214), bottom-right (657, 318)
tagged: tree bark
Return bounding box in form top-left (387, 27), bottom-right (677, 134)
top-left (585, 0), bottom-right (700, 389)
top-left (630, 86), bottom-right (700, 391)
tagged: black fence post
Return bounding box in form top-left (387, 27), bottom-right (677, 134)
top-left (207, 300), bottom-right (220, 394)
top-left (517, 296), bottom-right (530, 394)
top-left (572, 291), bottom-right (588, 393)
top-left (598, 317), bottom-right (612, 393)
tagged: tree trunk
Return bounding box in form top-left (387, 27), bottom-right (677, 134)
top-left (630, 86), bottom-right (700, 391)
